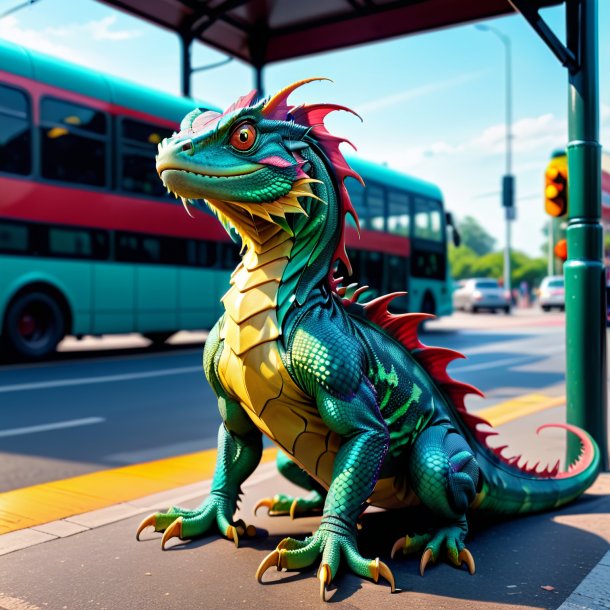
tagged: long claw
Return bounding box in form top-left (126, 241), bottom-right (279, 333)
top-left (289, 499), bottom-right (298, 520)
top-left (226, 524), bottom-right (240, 548)
top-left (161, 517), bottom-right (183, 550)
top-left (458, 548), bottom-right (476, 575)
top-left (253, 498), bottom-right (273, 516)
top-left (256, 550), bottom-right (280, 583)
top-left (370, 558), bottom-right (396, 593)
top-left (318, 563), bottom-right (331, 602)
top-left (390, 536), bottom-right (405, 560)
top-left (136, 514), bottom-right (156, 541)
top-left (420, 548), bottom-right (434, 576)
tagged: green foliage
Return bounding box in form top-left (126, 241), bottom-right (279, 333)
top-left (458, 216), bottom-right (496, 256)
top-left (449, 244), bottom-right (547, 287)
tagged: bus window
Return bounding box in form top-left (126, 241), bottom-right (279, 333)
top-left (119, 118), bottom-right (173, 198)
top-left (362, 185), bottom-right (385, 231)
top-left (345, 178), bottom-right (365, 218)
top-left (360, 250), bottom-right (383, 293)
top-left (40, 97), bottom-right (107, 187)
top-left (387, 190), bottom-right (410, 236)
top-left (187, 240), bottom-right (218, 267)
top-left (49, 227), bottom-right (93, 257)
top-left (385, 254), bottom-right (409, 312)
top-left (0, 220), bottom-right (29, 253)
top-left (413, 197), bottom-right (443, 242)
top-left (219, 243), bottom-right (242, 269)
top-left (0, 84), bottom-right (31, 175)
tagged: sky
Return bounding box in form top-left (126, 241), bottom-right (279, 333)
top-left (1, 0), bottom-right (609, 257)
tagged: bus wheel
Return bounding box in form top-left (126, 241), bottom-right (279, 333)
top-left (4, 291), bottom-right (65, 359)
top-left (144, 332), bottom-right (174, 345)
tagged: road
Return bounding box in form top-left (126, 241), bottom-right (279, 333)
top-left (0, 308), bottom-right (569, 492)
top-left (1, 307), bottom-right (610, 610)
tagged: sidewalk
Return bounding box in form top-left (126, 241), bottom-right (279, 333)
top-left (0, 393), bottom-right (608, 609)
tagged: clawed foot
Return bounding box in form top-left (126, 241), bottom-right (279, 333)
top-left (391, 522), bottom-right (475, 576)
top-left (256, 520), bottom-right (395, 601)
top-left (136, 497), bottom-right (256, 549)
top-left (254, 491), bottom-right (324, 519)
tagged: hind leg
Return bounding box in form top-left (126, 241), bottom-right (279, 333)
top-left (392, 423), bottom-right (479, 575)
top-left (254, 450), bottom-right (326, 518)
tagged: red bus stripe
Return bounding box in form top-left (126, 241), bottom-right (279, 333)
top-left (1, 177), bottom-right (411, 254)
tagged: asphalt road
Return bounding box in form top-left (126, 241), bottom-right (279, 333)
top-left (0, 309), bottom-right (569, 492)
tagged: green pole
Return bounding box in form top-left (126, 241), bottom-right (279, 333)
top-left (565, 0), bottom-right (608, 467)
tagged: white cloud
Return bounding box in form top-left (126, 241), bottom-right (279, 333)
top-left (0, 14), bottom-right (141, 67)
top-left (472, 113), bottom-right (567, 155)
top-left (357, 70), bottom-right (488, 115)
top-left (47, 15), bottom-right (141, 41)
top-left (0, 15), bottom-right (76, 60)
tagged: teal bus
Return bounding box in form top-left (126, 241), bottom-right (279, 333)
top-left (0, 38), bottom-right (454, 359)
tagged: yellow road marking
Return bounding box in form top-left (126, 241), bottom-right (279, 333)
top-left (479, 393), bottom-right (565, 427)
top-left (0, 447), bottom-right (277, 535)
top-left (0, 392), bottom-right (566, 536)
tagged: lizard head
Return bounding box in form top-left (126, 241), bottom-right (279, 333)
top-left (156, 79), bottom-right (333, 242)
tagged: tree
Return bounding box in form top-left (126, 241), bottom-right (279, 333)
top-left (458, 216), bottom-right (496, 256)
top-left (448, 244), bottom-right (478, 280)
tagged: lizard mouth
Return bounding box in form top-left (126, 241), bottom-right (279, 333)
top-left (157, 165), bottom-right (264, 179)
top-left (158, 166), bottom-right (264, 202)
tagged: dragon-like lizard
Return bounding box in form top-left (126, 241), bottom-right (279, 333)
top-left (136, 79), bottom-right (600, 600)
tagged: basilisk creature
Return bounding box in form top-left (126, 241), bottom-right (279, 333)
top-left (136, 78), bottom-right (600, 600)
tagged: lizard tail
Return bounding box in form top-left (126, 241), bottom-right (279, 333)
top-left (358, 293), bottom-right (601, 514)
top-left (473, 422), bottom-right (600, 515)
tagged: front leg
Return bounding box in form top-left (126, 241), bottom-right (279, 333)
top-left (137, 321), bottom-right (262, 548)
top-left (257, 380), bottom-right (395, 598)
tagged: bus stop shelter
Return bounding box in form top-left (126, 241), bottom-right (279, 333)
top-left (99, 0), bottom-right (608, 468)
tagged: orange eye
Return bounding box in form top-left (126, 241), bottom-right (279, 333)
top-left (230, 123), bottom-right (257, 151)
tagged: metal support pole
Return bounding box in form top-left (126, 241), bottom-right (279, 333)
top-left (565, 0), bottom-right (608, 467)
top-left (254, 65), bottom-right (265, 98)
top-left (180, 34), bottom-right (193, 97)
top-left (476, 24), bottom-right (514, 299)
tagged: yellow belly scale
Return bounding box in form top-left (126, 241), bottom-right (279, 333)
top-left (217, 230), bottom-right (412, 507)
top-left (217, 230), bottom-right (341, 488)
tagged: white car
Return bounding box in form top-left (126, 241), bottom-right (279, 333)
top-left (453, 278), bottom-right (511, 314)
top-left (539, 275), bottom-right (565, 311)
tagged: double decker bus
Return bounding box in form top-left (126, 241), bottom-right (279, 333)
top-left (0, 38), bottom-right (454, 360)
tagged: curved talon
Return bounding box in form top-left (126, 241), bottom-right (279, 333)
top-left (420, 548), bottom-right (434, 576)
top-left (371, 558), bottom-right (396, 593)
top-left (318, 563), bottom-right (331, 602)
top-left (161, 517), bottom-right (183, 550)
top-left (458, 548), bottom-right (476, 575)
top-left (253, 498), bottom-right (273, 516)
top-left (226, 524), bottom-right (240, 548)
top-left (289, 499), bottom-right (298, 520)
top-left (373, 557), bottom-right (396, 593)
top-left (136, 514), bottom-right (156, 541)
top-left (256, 550), bottom-right (280, 582)
top-left (390, 536), bottom-right (406, 560)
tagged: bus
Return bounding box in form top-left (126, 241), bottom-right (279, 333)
top-left (0, 38), bottom-right (454, 360)
top-left (343, 157), bottom-right (455, 316)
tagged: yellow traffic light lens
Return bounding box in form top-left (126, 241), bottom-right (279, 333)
top-left (546, 167), bottom-right (560, 180)
top-left (546, 184), bottom-right (560, 199)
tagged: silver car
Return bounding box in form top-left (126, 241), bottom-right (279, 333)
top-left (453, 278), bottom-right (511, 314)
top-left (539, 275), bottom-right (565, 311)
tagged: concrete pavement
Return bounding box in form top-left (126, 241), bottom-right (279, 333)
top-left (0, 398), bottom-right (609, 609)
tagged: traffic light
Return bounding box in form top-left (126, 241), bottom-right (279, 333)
top-left (545, 153), bottom-right (568, 217)
top-left (554, 238), bottom-right (567, 261)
